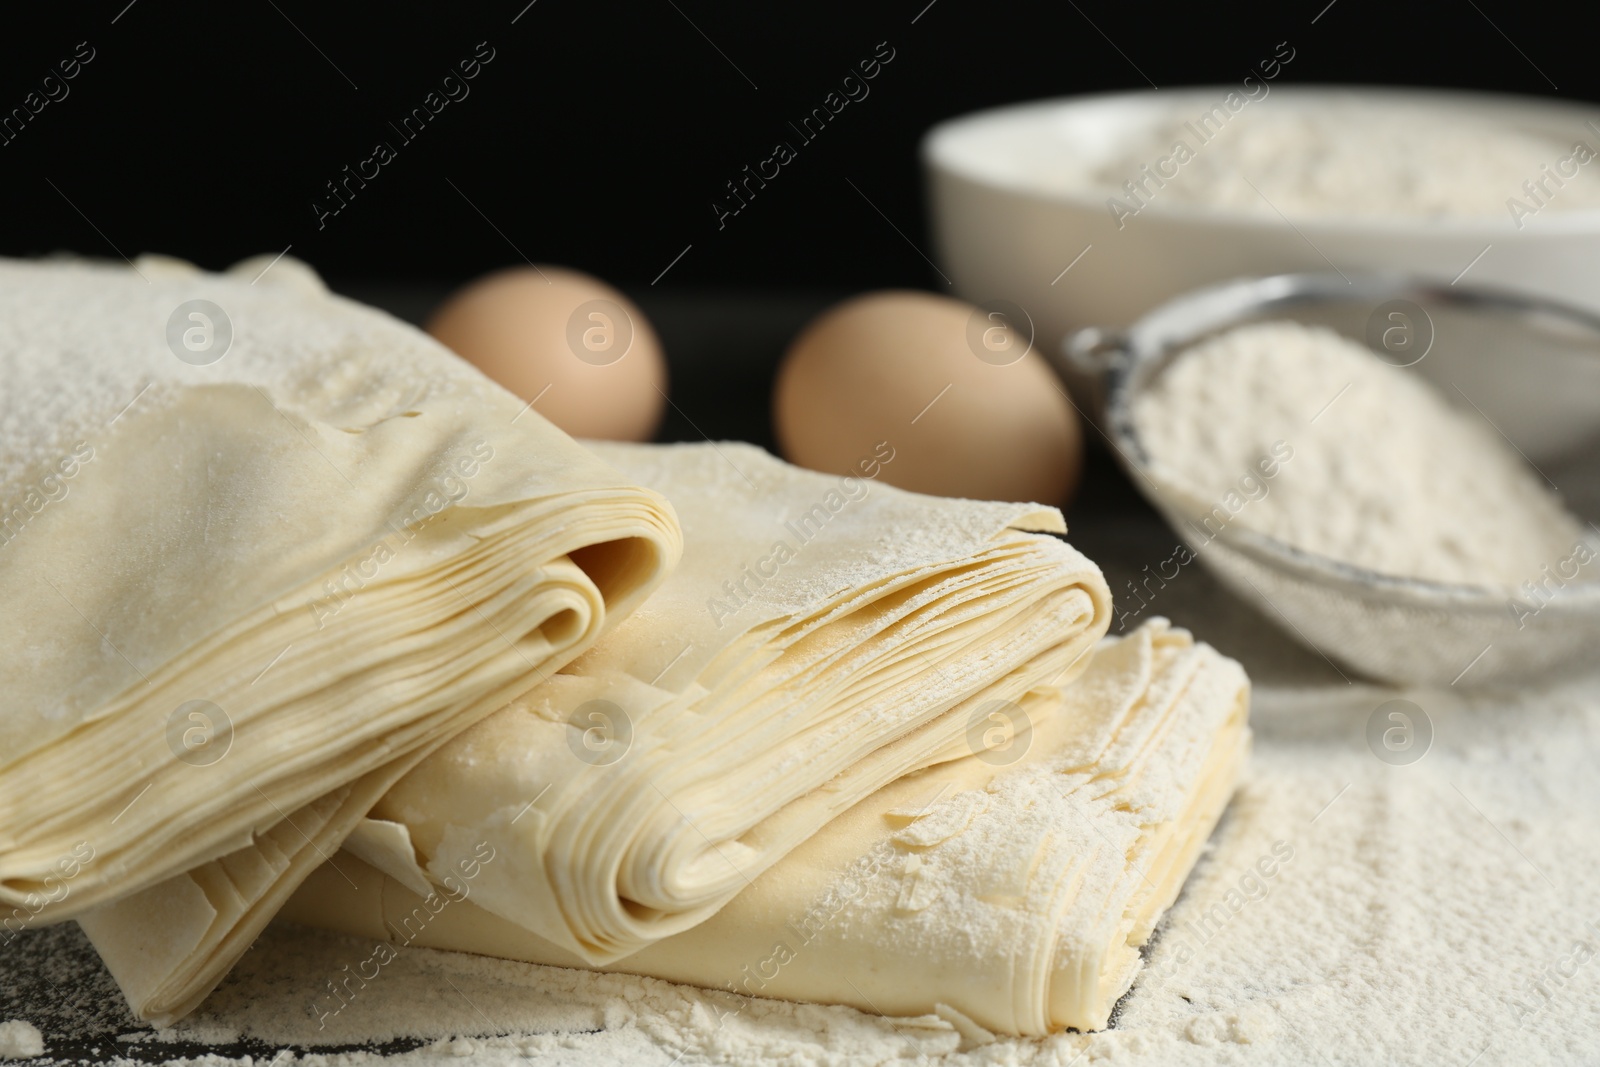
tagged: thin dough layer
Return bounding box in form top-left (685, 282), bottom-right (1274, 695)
top-left (283, 618), bottom-right (1249, 1035)
top-left (0, 256), bottom-right (680, 1020)
top-left (360, 441), bottom-right (1114, 963)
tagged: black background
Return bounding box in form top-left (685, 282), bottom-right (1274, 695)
top-left (0, 0), bottom-right (1591, 291)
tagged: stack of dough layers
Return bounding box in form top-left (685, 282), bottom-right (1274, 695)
top-left (285, 617), bottom-right (1250, 1035)
top-left (0, 256), bottom-right (680, 1023)
top-left (326, 440), bottom-right (1115, 973)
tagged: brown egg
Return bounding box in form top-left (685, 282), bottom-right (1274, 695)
top-left (427, 266), bottom-right (667, 441)
top-left (774, 290), bottom-right (1083, 506)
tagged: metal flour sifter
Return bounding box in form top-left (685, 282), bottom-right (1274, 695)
top-left (1056, 272), bottom-right (1600, 687)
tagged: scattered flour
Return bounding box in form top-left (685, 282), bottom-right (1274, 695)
top-left (0, 1019), bottom-right (44, 1058)
top-left (1131, 320), bottom-right (1592, 588)
top-left (1085, 99), bottom-right (1600, 220)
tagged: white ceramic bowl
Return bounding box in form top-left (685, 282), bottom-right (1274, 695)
top-left (923, 86), bottom-right (1600, 349)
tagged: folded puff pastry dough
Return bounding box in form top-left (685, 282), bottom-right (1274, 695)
top-left (283, 618), bottom-right (1250, 1035)
top-left (341, 440), bottom-right (1114, 966)
top-left (0, 256), bottom-right (680, 1020)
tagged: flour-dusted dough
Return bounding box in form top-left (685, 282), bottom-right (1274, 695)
top-left (283, 618), bottom-right (1249, 1035)
top-left (350, 440), bottom-right (1113, 964)
top-left (0, 257), bottom-right (680, 1021)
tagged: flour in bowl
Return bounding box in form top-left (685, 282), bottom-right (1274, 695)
top-left (1130, 320), bottom-right (1592, 588)
top-left (1087, 99), bottom-right (1600, 221)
